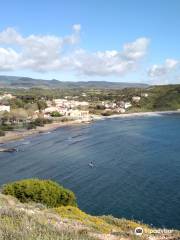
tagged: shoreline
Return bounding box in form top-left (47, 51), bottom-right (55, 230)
top-left (0, 110), bottom-right (180, 144)
top-left (0, 119), bottom-right (89, 144)
top-left (101, 110), bottom-right (180, 119)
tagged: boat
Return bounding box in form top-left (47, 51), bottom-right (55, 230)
top-left (88, 162), bottom-right (94, 168)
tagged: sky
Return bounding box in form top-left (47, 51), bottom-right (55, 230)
top-left (0, 0), bottom-right (180, 84)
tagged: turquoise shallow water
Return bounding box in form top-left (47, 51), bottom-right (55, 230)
top-left (0, 114), bottom-right (180, 229)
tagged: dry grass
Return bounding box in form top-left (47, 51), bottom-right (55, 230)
top-left (0, 194), bottom-right (179, 240)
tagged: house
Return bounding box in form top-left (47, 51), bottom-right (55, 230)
top-left (66, 109), bottom-right (89, 119)
top-left (44, 107), bottom-right (60, 114)
top-left (54, 99), bottom-right (89, 109)
top-left (0, 105), bottom-right (10, 112)
top-left (141, 93), bottom-right (149, 97)
top-left (104, 102), bottom-right (116, 109)
top-left (0, 93), bottom-right (15, 100)
top-left (124, 102), bottom-right (132, 109)
top-left (132, 96), bottom-right (141, 103)
top-left (116, 108), bottom-right (126, 113)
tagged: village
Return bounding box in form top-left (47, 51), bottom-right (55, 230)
top-left (0, 91), bottom-right (149, 125)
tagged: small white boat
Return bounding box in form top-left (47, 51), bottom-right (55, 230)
top-left (88, 162), bottom-right (94, 168)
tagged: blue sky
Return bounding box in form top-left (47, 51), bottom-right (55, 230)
top-left (0, 0), bottom-right (180, 84)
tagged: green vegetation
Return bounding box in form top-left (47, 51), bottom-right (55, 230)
top-left (50, 111), bottom-right (63, 117)
top-left (0, 130), bottom-right (5, 136)
top-left (0, 194), bottom-right (96, 240)
top-left (2, 179), bottom-right (77, 208)
top-left (0, 179), bottom-right (179, 240)
top-left (0, 193), bottom-right (179, 240)
top-left (33, 118), bottom-right (52, 127)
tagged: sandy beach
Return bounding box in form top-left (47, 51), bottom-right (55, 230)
top-left (0, 110), bottom-right (179, 144)
top-left (0, 119), bottom-right (88, 144)
top-left (104, 110), bottom-right (180, 119)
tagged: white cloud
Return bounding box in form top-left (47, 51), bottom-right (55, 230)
top-left (123, 37), bottom-right (150, 60)
top-left (0, 26), bottom-right (149, 76)
top-left (72, 24), bottom-right (81, 32)
top-left (0, 27), bottom-right (23, 44)
top-left (0, 48), bottom-right (19, 71)
top-left (68, 37), bottom-right (150, 76)
top-left (148, 58), bottom-right (179, 78)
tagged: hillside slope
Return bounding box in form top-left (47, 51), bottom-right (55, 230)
top-left (0, 194), bottom-right (179, 240)
top-left (0, 75), bottom-right (148, 89)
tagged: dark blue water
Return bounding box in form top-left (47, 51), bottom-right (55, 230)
top-left (0, 114), bottom-right (180, 229)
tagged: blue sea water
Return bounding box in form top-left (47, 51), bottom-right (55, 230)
top-left (0, 114), bottom-right (180, 229)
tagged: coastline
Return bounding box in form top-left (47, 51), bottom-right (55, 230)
top-left (0, 119), bottom-right (88, 144)
top-left (0, 110), bottom-right (180, 144)
top-left (102, 110), bottom-right (180, 119)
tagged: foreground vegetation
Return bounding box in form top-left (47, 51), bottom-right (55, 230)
top-left (2, 179), bottom-right (77, 208)
top-left (0, 179), bottom-right (179, 240)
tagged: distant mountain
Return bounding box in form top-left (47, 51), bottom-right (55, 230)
top-left (0, 75), bottom-right (148, 89)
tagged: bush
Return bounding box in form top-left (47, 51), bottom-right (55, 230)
top-left (26, 122), bottom-right (37, 130)
top-left (2, 179), bottom-right (77, 208)
top-left (101, 111), bottom-right (112, 116)
top-left (34, 118), bottom-right (45, 126)
top-left (34, 118), bottom-right (52, 127)
top-left (50, 111), bottom-right (62, 117)
top-left (0, 130), bottom-right (5, 136)
top-left (0, 124), bottom-right (14, 131)
top-left (61, 117), bottom-right (73, 122)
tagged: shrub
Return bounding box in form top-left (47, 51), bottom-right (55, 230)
top-left (61, 117), bottom-right (73, 122)
top-left (0, 130), bottom-right (5, 136)
top-left (0, 124), bottom-right (14, 131)
top-left (34, 118), bottom-right (45, 126)
top-left (101, 111), bottom-right (112, 116)
top-left (26, 122), bottom-right (37, 130)
top-left (2, 179), bottom-right (77, 208)
top-left (34, 118), bottom-right (52, 127)
top-left (50, 111), bottom-right (62, 117)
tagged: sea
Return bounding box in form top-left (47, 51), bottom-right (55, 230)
top-left (0, 113), bottom-right (180, 229)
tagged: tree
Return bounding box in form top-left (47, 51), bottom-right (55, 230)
top-left (9, 98), bottom-right (24, 109)
top-left (37, 100), bottom-right (47, 111)
top-left (1, 111), bottom-right (10, 124)
top-left (10, 108), bottom-right (28, 123)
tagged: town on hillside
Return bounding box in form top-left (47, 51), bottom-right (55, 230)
top-left (0, 84), bottom-right (179, 137)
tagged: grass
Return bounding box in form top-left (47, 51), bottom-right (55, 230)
top-left (0, 193), bottom-right (179, 240)
top-left (55, 206), bottom-right (114, 233)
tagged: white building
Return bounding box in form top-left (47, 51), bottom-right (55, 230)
top-left (141, 93), bottom-right (149, 97)
top-left (116, 108), bottom-right (126, 113)
top-left (66, 109), bottom-right (89, 119)
top-left (44, 107), bottom-right (60, 113)
top-left (0, 94), bottom-right (15, 100)
top-left (105, 103), bottom-right (116, 109)
top-left (132, 96), bottom-right (141, 103)
top-left (54, 99), bottom-right (89, 109)
top-left (124, 102), bottom-right (132, 109)
top-left (0, 105), bottom-right (10, 112)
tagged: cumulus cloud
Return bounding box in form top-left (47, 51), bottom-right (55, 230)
top-left (148, 58), bottom-right (179, 78)
top-left (70, 38), bottom-right (150, 76)
top-left (0, 26), bottom-right (149, 76)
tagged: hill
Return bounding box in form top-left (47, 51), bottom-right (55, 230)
top-left (0, 193), bottom-right (179, 240)
top-left (0, 75), bottom-right (148, 89)
top-left (131, 84), bottom-right (180, 112)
